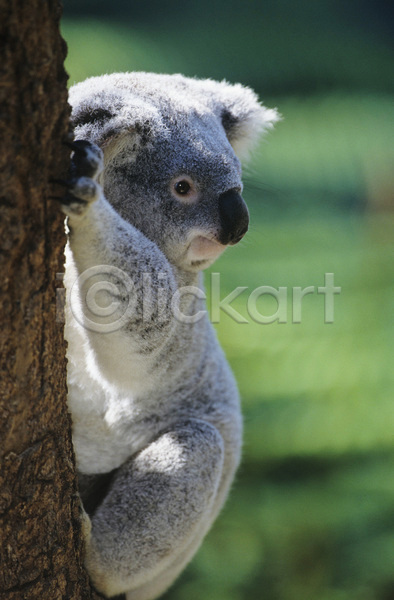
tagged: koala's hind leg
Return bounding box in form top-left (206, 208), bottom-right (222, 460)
top-left (84, 419), bottom-right (224, 599)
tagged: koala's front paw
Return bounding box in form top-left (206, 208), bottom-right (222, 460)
top-left (68, 140), bottom-right (104, 181)
top-left (58, 140), bottom-right (104, 217)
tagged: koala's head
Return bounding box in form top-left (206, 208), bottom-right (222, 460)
top-left (69, 72), bottom-right (279, 272)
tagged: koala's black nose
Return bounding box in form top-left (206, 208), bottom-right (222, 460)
top-left (218, 189), bottom-right (249, 245)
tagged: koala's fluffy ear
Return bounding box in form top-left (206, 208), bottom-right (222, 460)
top-left (211, 81), bottom-right (281, 160)
top-left (68, 76), bottom-right (159, 151)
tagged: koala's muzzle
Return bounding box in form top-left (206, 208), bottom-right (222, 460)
top-left (218, 189), bottom-right (249, 245)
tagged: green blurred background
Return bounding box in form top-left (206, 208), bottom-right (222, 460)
top-left (61, 2), bottom-right (394, 599)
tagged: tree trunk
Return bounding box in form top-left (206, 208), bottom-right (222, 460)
top-left (0, 2), bottom-right (101, 598)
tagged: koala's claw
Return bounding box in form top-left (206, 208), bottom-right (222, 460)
top-left (50, 177), bottom-right (73, 188)
top-left (66, 139), bottom-right (104, 180)
top-left (59, 176), bottom-right (102, 216)
top-left (56, 140), bottom-right (104, 216)
top-left (64, 140), bottom-right (85, 152)
top-left (79, 501), bottom-right (93, 543)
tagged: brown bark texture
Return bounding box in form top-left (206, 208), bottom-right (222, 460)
top-left (0, 2), bottom-right (101, 598)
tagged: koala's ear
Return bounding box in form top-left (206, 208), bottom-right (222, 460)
top-left (69, 78), bottom-right (157, 151)
top-left (214, 82), bottom-right (281, 160)
top-left (71, 104), bottom-right (123, 147)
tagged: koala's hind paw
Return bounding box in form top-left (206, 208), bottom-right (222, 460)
top-left (57, 140), bottom-right (104, 217)
top-left (79, 501), bottom-right (92, 543)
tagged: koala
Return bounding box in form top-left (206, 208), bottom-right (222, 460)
top-left (62, 72), bottom-right (279, 600)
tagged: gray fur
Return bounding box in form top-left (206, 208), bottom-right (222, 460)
top-left (64, 72), bottom-right (279, 599)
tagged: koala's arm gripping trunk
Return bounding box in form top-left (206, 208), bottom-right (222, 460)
top-left (64, 177), bottom-right (178, 388)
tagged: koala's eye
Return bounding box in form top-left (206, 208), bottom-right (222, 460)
top-left (174, 180), bottom-right (191, 195)
top-left (170, 176), bottom-right (198, 203)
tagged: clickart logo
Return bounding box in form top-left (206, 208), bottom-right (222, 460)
top-left (56, 269), bottom-right (341, 332)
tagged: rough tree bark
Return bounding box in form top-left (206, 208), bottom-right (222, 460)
top-left (0, 2), bottom-right (101, 598)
